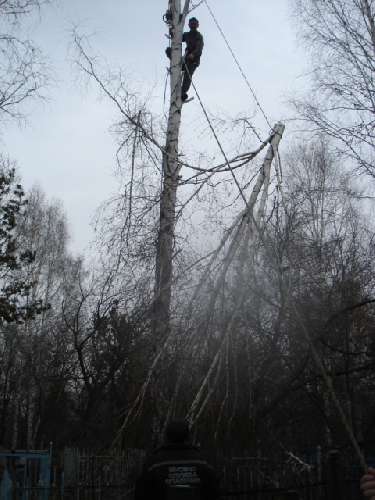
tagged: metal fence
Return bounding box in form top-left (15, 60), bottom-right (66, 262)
top-left (0, 448), bottom-right (365, 500)
top-left (57, 448), bottom-right (145, 499)
top-left (218, 454), bottom-right (363, 500)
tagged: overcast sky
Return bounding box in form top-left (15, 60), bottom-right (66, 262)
top-left (1, 0), bottom-right (308, 255)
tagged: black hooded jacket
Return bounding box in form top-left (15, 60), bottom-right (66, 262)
top-left (182, 30), bottom-right (204, 65)
top-left (135, 443), bottom-right (219, 500)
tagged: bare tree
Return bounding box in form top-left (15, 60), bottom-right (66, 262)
top-left (292, 0), bottom-right (375, 177)
top-left (72, 9), bottom-right (290, 445)
top-left (0, 0), bottom-right (47, 17)
top-left (0, 0), bottom-right (49, 121)
top-left (11, 182), bottom-right (75, 438)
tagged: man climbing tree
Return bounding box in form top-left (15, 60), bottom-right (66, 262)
top-left (181, 17), bottom-right (203, 102)
top-left (166, 16), bottom-right (204, 102)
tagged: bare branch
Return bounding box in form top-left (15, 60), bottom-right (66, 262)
top-left (187, 0), bottom-right (204, 14)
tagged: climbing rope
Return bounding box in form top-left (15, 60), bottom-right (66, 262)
top-left (163, 69), bottom-right (170, 109)
top-left (186, 80), bottom-right (368, 476)
top-left (185, 63), bottom-right (254, 211)
top-left (179, 4), bottom-right (368, 472)
top-left (203, 0), bottom-right (273, 132)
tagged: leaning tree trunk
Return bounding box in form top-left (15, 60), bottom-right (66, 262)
top-left (154, 0), bottom-right (191, 341)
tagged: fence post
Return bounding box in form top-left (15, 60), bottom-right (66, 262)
top-left (326, 450), bottom-right (346, 500)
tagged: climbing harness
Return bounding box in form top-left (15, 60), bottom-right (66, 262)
top-left (163, 9), bottom-right (173, 24)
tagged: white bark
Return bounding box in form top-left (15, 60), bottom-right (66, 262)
top-left (256, 123), bottom-right (285, 223)
top-left (154, 0), bottom-right (190, 339)
top-left (250, 123), bottom-right (285, 222)
top-left (186, 124), bottom-right (285, 426)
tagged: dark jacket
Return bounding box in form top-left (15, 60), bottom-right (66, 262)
top-left (135, 443), bottom-right (219, 500)
top-left (182, 30), bottom-right (204, 65)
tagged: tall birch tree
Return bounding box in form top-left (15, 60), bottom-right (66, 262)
top-left (153, 0), bottom-right (192, 341)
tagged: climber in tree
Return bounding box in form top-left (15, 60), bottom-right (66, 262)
top-left (181, 17), bottom-right (204, 102)
top-left (166, 17), bottom-right (204, 103)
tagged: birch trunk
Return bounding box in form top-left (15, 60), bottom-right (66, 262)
top-left (11, 390), bottom-right (20, 449)
top-left (27, 386), bottom-right (34, 449)
top-left (154, 0), bottom-right (190, 340)
top-left (254, 123), bottom-right (285, 224)
top-left (187, 124), bottom-right (285, 425)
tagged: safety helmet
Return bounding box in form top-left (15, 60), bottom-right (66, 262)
top-left (189, 17), bottom-right (199, 28)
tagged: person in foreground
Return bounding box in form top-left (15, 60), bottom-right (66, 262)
top-left (361, 468), bottom-right (375, 498)
top-left (135, 420), bottom-right (219, 500)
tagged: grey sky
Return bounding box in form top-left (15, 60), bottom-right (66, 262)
top-left (1, 0), bottom-right (307, 255)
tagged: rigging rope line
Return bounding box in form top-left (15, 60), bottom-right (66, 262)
top-left (203, 0), bottom-right (273, 132)
top-left (167, 5), bottom-right (367, 472)
top-left (187, 77), bottom-right (367, 474)
top-left (187, 66), bottom-right (252, 210)
top-left (185, 10), bottom-right (366, 467)
top-left (163, 69), bottom-right (170, 109)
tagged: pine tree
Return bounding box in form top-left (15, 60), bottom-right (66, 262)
top-left (0, 162), bottom-right (47, 324)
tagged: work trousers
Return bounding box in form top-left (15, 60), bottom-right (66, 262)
top-left (182, 60), bottom-right (198, 95)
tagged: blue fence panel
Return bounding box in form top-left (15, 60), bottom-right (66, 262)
top-left (0, 450), bottom-right (51, 500)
